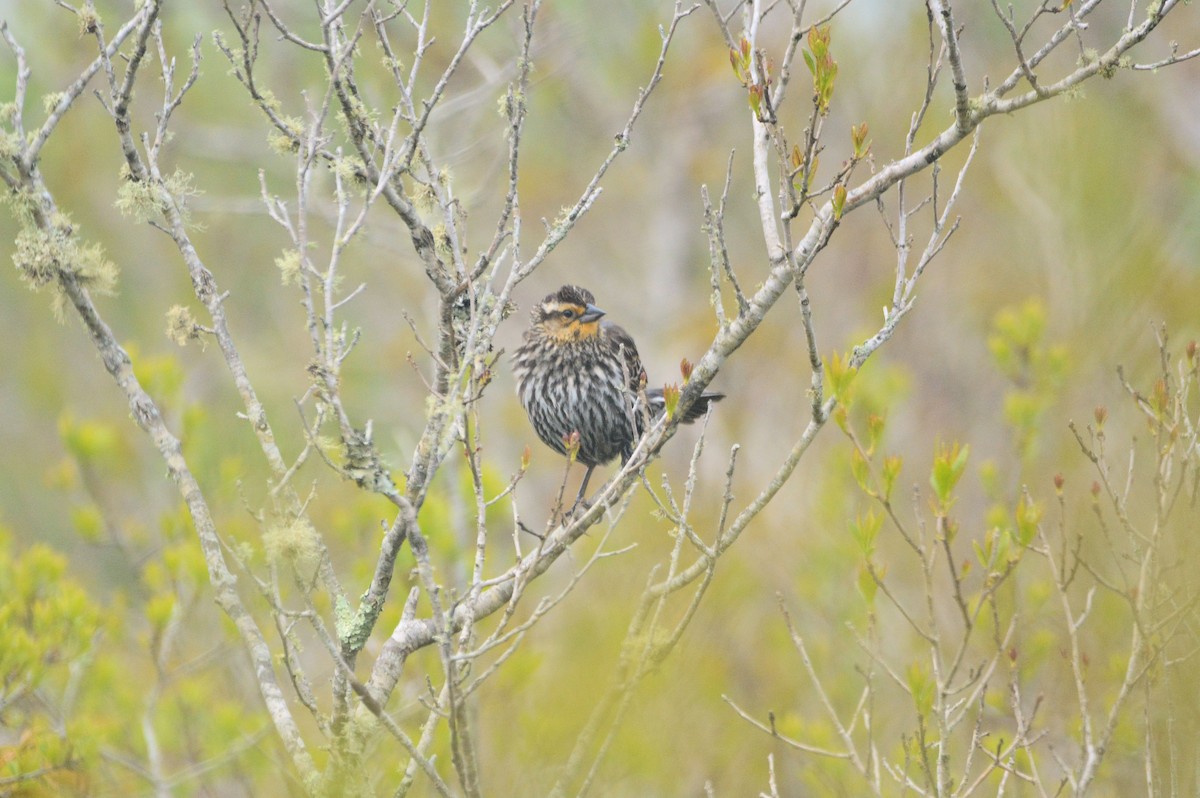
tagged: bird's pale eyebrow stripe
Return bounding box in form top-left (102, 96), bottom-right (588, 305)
top-left (542, 301), bottom-right (586, 317)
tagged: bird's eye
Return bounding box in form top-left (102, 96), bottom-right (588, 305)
top-left (561, 309), bottom-right (576, 320)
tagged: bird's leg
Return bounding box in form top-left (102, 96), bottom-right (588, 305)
top-left (571, 464), bottom-right (597, 513)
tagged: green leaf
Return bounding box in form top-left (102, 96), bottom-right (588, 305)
top-left (857, 561), bottom-right (880, 606)
top-left (974, 531), bottom-right (992, 568)
top-left (827, 351), bottom-right (857, 404)
top-left (850, 448), bottom-right (872, 496)
top-left (850, 509), bottom-right (881, 556)
top-left (1015, 496), bottom-right (1042, 547)
top-left (930, 442), bottom-right (969, 509)
top-left (881, 454), bottom-right (902, 502)
top-left (907, 661), bottom-right (935, 716)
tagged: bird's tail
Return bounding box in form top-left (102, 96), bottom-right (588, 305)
top-left (645, 388), bottom-right (725, 424)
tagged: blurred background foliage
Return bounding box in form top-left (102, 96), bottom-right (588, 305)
top-left (1, 0), bottom-right (1198, 795)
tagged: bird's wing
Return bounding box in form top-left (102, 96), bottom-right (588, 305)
top-left (601, 321), bottom-right (645, 393)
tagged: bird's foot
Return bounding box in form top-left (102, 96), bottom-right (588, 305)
top-left (517, 520), bottom-right (544, 540)
top-left (562, 496), bottom-right (593, 524)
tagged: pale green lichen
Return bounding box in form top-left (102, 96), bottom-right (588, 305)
top-left (0, 187), bottom-right (38, 229)
top-left (13, 226), bottom-right (116, 292)
top-left (343, 711), bottom-right (382, 759)
top-left (267, 116), bottom-right (305, 154)
top-left (115, 175), bottom-right (161, 223)
top-left (42, 92), bottom-right (68, 115)
top-left (1101, 56), bottom-right (1133, 79)
top-left (70, 242), bottom-right (117, 298)
top-left (315, 435), bottom-right (341, 464)
top-left (275, 248), bottom-right (303, 286)
top-left (12, 219), bottom-right (118, 321)
top-left (0, 129), bottom-right (25, 163)
top-left (411, 180), bottom-right (437, 213)
top-left (114, 167), bottom-right (200, 224)
top-left (332, 153), bottom-right (367, 186)
top-left (333, 595), bottom-right (358, 643)
top-left (257, 88), bottom-right (282, 115)
top-left (164, 169), bottom-right (200, 224)
top-left (552, 206), bottom-right (576, 229)
top-left (432, 224), bottom-right (453, 258)
top-left (339, 92), bottom-right (379, 131)
top-left (13, 226), bottom-right (68, 288)
top-left (76, 5), bottom-right (101, 35)
top-left (262, 516), bottom-right (323, 577)
top-left (234, 541), bottom-right (256, 566)
top-left (164, 167), bottom-right (195, 195)
top-left (165, 305), bottom-right (199, 346)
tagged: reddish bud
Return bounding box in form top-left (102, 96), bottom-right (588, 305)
top-left (1187, 340), bottom-right (1197, 362)
top-left (562, 430), bottom-right (581, 462)
top-left (1053, 473), bottom-right (1065, 492)
top-left (748, 84), bottom-right (764, 117)
top-left (662, 383), bottom-right (681, 419)
top-left (1094, 405), bottom-right (1107, 426)
top-left (1153, 378), bottom-right (1169, 412)
top-left (680, 357), bottom-right (693, 383)
top-left (851, 122), bottom-right (871, 158)
top-left (1091, 481), bottom-right (1101, 498)
top-left (832, 184), bottom-right (847, 220)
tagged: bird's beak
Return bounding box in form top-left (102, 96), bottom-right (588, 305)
top-left (579, 304), bottom-right (606, 323)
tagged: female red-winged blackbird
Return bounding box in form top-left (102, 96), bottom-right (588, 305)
top-left (513, 285), bottom-right (724, 507)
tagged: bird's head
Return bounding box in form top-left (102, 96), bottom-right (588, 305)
top-left (531, 285), bottom-right (606, 343)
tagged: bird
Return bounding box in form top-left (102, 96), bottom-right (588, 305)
top-left (513, 284), bottom-right (724, 510)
